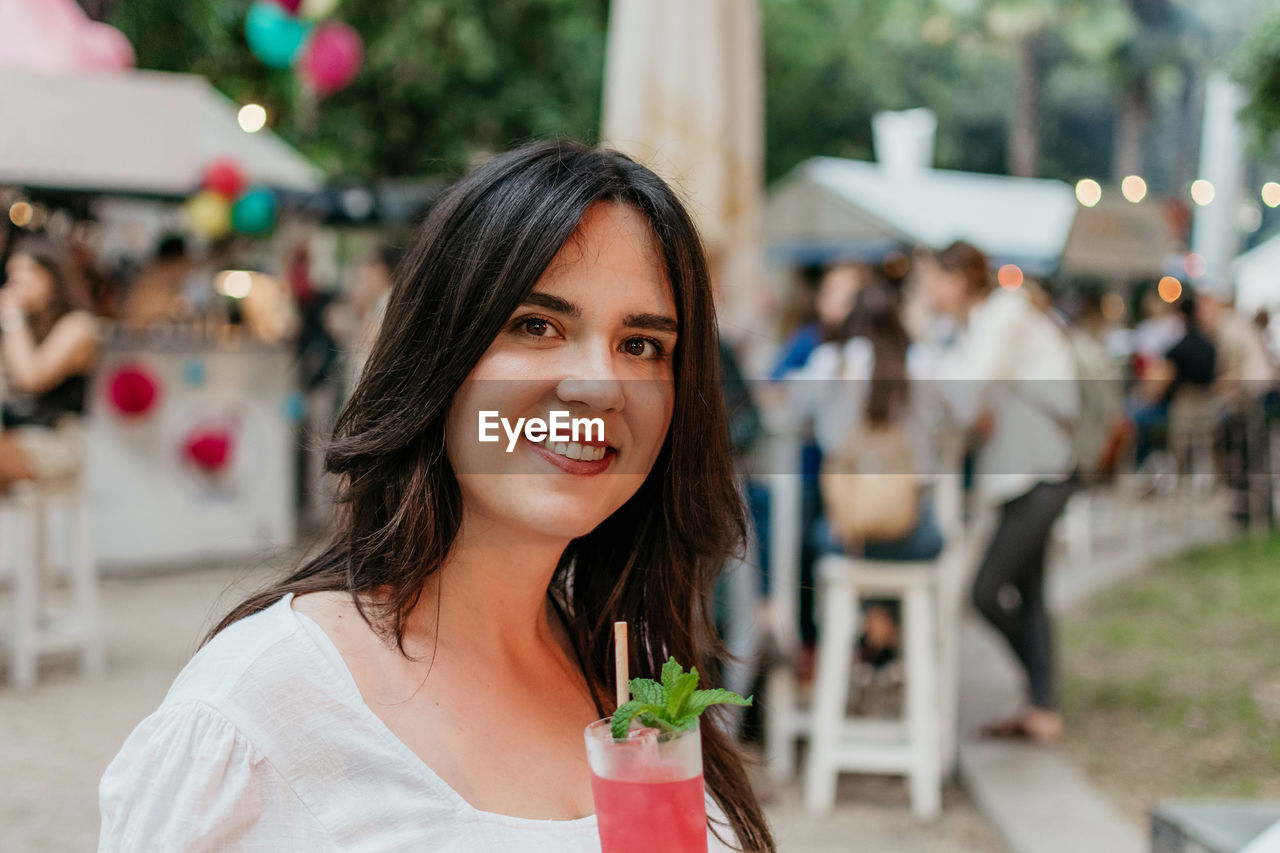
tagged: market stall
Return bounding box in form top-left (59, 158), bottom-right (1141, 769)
top-left (1, 45), bottom-right (323, 570)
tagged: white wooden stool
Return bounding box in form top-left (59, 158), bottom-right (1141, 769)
top-left (1, 478), bottom-right (103, 690)
top-left (803, 554), bottom-right (945, 820)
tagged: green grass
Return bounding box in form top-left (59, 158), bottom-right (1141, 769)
top-left (1061, 535), bottom-right (1280, 820)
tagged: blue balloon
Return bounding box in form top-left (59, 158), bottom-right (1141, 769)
top-left (245, 2), bottom-right (311, 70)
top-left (182, 359), bottom-right (207, 387)
top-left (232, 188), bottom-right (277, 235)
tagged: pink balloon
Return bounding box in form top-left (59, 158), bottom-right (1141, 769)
top-left (77, 21), bottom-right (136, 72)
top-left (299, 21), bottom-right (363, 96)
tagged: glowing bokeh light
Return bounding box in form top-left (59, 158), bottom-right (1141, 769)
top-left (216, 270), bottom-right (254, 299)
top-left (997, 264), bottom-right (1024, 290)
top-left (1075, 178), bottom-right (1102, 208)
top-left (1157, 276), bottom-right (1182, 303)
top-left (1262, 182), bottom-right (1280, 209)
top-left (238, 104), bottom-right (267, 133)
top-left (8, 201), bottom-right (32, 227)
top-left (1190, 179), bottom-right (1215, 206)
top-left (1121, 175), bottom-right (1147, 203)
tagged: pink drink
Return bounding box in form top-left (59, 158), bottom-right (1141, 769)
top-left (590, 771), bottom-right (707, 853)
top-left (584, 719), bottom-right (707, 853)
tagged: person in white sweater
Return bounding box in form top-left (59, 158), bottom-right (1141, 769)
top-left (921, 241), bottom-right (1079, 744)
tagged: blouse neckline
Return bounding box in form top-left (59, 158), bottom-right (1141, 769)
top-left (280, 593), bottom-right (599, 831)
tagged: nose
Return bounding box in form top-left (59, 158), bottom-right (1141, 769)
top-left (555, 341), bottom-right (625, 413)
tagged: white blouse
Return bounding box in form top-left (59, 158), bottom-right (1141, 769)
top-left (99, 594), bottom-right (737, 852)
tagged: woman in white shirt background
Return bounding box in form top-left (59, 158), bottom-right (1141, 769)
top-left (99, 141), bottom-right (774, 852)
top-left (791, 272), bottom-right (945, 666)
top-left (921, 241), bottom-right (1079, 745)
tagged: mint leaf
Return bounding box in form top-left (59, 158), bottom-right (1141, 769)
top-left (611, 700), bottom-right (664, 739)
top-left (681, 688), bottom-right (753, 721)
top-left (665, 671), bottom-right (700, 719)
top-left (629, 677), bottom-right (664, 706)
top-left (637, 710), bottom-right (679, 733)
top-left (661, 657), bottom-right (683, 690)
top-left (609, 658), bottom-right (753, 738)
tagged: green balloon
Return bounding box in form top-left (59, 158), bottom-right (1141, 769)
top-left (245, 2), bottom-right (310, 69)
top-left (231, 189), bottom-right (277, 235)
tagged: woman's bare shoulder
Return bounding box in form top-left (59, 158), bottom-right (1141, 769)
top-left (291, 589), bottom-right (364, 635)
top-left (289, 589), bottom-right (393, 661)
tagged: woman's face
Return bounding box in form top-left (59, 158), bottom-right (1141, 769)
top-left (3, 254), bottom-right (54, 313)
top-left (921, 261), bottom-right (968, 318)
top-left (815, 265), bottom-right (861, 330)
top-left (445, 202), bottom-right (678, 543)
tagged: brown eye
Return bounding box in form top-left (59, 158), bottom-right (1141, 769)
top-left (522, 318), bottom-right (551, 336)
top-left (622, 337), bottom-right (663, 359)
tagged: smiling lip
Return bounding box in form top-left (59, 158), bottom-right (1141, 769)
top-left (528, 439), bottom-right (617, 476)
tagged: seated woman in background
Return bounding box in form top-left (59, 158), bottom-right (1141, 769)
top-left (791, 274), bottom-right (945, 668)
top-left (0, 239), bottom-right (98, 486)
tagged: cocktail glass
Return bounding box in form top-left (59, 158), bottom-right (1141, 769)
top-left (584, 718), bottom-right (708, 853)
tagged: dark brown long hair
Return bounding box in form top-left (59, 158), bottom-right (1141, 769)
top-left (208, 140), bottom-right (774, 851)
top-left (7, 238), bottom-right (91, 341)
top-left (837, 275), bottom-right (910, 426)
top-left (933, 240), bottom-right (992, 297)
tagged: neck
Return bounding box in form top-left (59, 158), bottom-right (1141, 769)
top-left (407, 512), bottom-right (571, 663)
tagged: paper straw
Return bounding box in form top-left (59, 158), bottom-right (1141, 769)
top-left (613, 621), bottom-right (629, 709)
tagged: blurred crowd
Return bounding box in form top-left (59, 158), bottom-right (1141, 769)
top-left (719, 241), bottom-right (1278, 741)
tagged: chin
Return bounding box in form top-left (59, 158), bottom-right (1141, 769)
top-left (518, 496), bottom-right (622, 542)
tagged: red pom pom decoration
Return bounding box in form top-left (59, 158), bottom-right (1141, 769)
top-left (203, 159), bottom-right (248, 200)
top-left (182, 426), bottom-right (235, 474)
top-left (107, 365), bottom-right (159, 417)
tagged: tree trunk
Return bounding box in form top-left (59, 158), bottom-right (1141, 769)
top-left (1009, 34), bottom-right (1041, 178)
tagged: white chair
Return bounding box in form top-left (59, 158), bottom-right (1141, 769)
top-left (1, 476), bottom-right (103, 690)
top-left (804, 553), bottom-right (947, 819)
top-left (800, 452), bottom-right (969, 822)
top-left (763, 429), bottom-right (970, 796)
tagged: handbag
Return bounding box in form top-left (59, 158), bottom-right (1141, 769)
top-left (819, 421), bottom-right (919, 546)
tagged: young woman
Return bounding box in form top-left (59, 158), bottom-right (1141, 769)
top-left (0, 239), bottom-right (97, 485)
top-left (99, 141), bottom-right (775, 852)
top-left (922, 241), bottom-right (1078, 744)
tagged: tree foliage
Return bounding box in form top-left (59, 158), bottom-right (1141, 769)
top-left (105, 0), bottom-right (1219, 188)
top-left (108, 0), bottom-right (607, 179)
top-left (1235, 8), bottom-right (1280, 152)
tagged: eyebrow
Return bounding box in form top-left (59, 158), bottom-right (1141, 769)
top-left (522, 292), bottom-right (579, 317)
top-left (623, 312), bottom-right (678, 334)
top-left (519, 293), bottom-right (678, 335)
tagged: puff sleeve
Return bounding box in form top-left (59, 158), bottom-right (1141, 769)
top-left (99, 701), bottom-right (331, 852)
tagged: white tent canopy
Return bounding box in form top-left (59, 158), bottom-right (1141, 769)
top-left (766, 157), bottom-right (1077, 273)
top-left (1232, 231), bottom-right (1280, 315)
top-left (0, 69), bottom-right (321, 196)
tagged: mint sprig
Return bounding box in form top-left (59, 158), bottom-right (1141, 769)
top-left (610, 657), bottom-right (752, 739)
